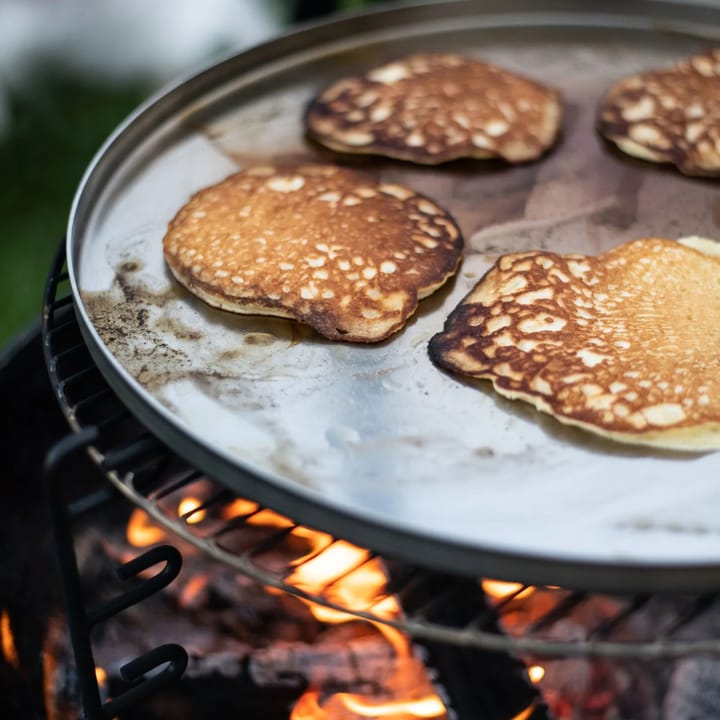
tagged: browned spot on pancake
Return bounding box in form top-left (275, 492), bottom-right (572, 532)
top-left (598, 48), bottom-right (720, 176)
top-left (163, 163), bottom-right (463, 342)
top-left (306, 53), bottom-right (562, 165)
top-left (429, 238), bottom-right (720, 450)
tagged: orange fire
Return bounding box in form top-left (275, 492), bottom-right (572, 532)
top-left (179, 573), bottom-right (211, 608)
top-left (178, 497), bottom-right (206, 524)
top-left (123, 495), bottom-right (447, 719)
top-left (246, 508), bottom-right (294, 529)
top-left (293, 690), bottom-right (446, 720)
top-left (126, 508), bottom-right (166, 547)
top-left (127, 496), bottom-right (209, 548)
top-left (222, 498), bottom-right (260, 519)
top-left (287, 536), bottom-right (447, 720)
top-left (481, 579), bottom-right (535, 601)
top-left (511, 704), bottom-right (537, 720)
top-left (482, 581), bottom-right (550, 709)
top-left (0, 609), bottom-right (19, 670)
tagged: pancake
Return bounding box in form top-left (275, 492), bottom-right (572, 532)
top-left (306, 53), bottom-right (562, 165)
top-left (428, 237), bottom-right (720, 450)
top-left (598, 48), bottom-right (720, 176)
top-left (163, 163), bottom-right (463, 343)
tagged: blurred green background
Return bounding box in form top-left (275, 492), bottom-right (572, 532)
top-left (1, 75), bottom-right (149, 344)
top-left (0, 0), bottom-right (381, 349)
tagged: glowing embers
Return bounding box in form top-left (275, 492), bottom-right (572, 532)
top-left (481, 578), bottom-right (657, 720)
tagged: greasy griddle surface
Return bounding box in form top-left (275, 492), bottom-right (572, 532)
top-left (70, 7), bottom-right (720, 589)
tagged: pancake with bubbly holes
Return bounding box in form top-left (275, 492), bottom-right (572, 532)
top-left (429, 237), bottom-right (720, 450)
top-left (599, 49), bottom-right (720, 176)
top-left (163, 163), bottom-right (463, 343)
top-left (306, 53), bottom-right (562, 165)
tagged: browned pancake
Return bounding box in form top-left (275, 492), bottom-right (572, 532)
top-left (429, 238), bottom-right (720, 450)
top-left (598, 48), bottom-right (720, 176)
top-left (306, 53), bottom-right (562, 165)
top-left (163, 163), bottom-right (463, 343)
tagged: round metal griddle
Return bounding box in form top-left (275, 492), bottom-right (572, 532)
top-left (68, 0), bottom-right (720, 592)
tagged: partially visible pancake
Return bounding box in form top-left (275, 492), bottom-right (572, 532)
top-left (429, 237), bottom-right (720, 450)
top-left (598, 48), bottom-right (720, 176)
top-left (306, 53), bottom-right (562, 165)
top-left (163, 163), bottom-right (463, 343)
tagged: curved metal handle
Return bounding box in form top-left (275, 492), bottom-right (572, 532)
top-left (101, 644), bottom-right (189, 718)
top-left (88, 545), bottom-right (182, 625)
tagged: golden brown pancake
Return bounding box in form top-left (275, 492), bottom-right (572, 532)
top-left (306, 53), bottom-right (562, 165)
top-left (598, 48), bottom-right (720, 176)
top-left (428, 237), bottom-right (720, 450)
top-left (163, 163), bottom-right (463, 343)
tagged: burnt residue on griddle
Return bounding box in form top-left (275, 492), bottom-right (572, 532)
top-left (243, 332), bottom-right (276, 346)
top-left (120, 260), bottom-right (144, 273)
top-left (82, 261), bottom-right (295, 407)
top-left (153, 314), bottom-right (203, 342)
top-left (82, 270), bottom-right (193, 393)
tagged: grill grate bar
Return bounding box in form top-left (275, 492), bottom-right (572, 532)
top-left (47, 292), bottom-right (74, 314)
top-left (71, 386), bottom-right (115, 413)
top-left (589, 594), bottom-right (650, 640)
top-left (476, 584), bottom-right (537, 627)
top-left (526, 591), bottom-right (587, 634)
top-left (94, 408), bottom-right (133, 433)
top-left (59, 363), bottom-right (103, 391)
top-left (658, 593), bottom-right (719, 639)
top-left (102, 434), bottom-right (167, 475)
top-left (243, 525), bottom-right (297, 559)
top-left (181, 488), bottom-right (235, 520)
top-left (52, 339), bottom-right (91, 362)
top-left (149, 469), bottom-right (205, 501)
top-left (407, 579), bottom-right (474, 622)
top-left (46, 315), bottom-right (82, 336)
top-left (321, 547), bottom-right (378, 591)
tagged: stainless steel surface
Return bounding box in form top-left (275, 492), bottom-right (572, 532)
top-left (67, 1), bottom-right (720, 590)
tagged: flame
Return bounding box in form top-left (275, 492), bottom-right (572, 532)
top-left (528, 665), bottom-right (545, 683)
top-left (43, 616), bottom-right (63, 720)
top-left (292, 691), bottom-right (447, 720)
top-left (288, 525), bottom-right (333, 566)
top-left (286, 542), bottom-right (401, 632)
top-left (126, 508), bottom-right (166, 547)
top-left (179, 573), bottom-right (209, 608)
top-left (246, 508), bottom-right (295, 529)
top-left (95, 665), bottom-right (108, 686)
top-left (287, 535), bottom-right (446, 720)
top-left (287, 541), bottom-right (371, 594)
top-left (178, 496), bottom-right (206, 524)
top-left (481, 580), bottom-right (535, 601)
top-left (341, 694), bottom-right (447, 718)
top-left (0, 609), bottom-right (19, 670)
top-left (123, 495), bottom-right (445, 720)
top-left (222, 498), bottom-right (259, 519)
top-left (511, 705), bottom-right (536, 720)
top-left (127, 496), bottom-right (206, 548)
top-left (292, 691), bottom-right (325, 720)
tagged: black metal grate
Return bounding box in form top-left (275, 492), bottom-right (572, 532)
top-left (41, 242), bottom-right (720, 662)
